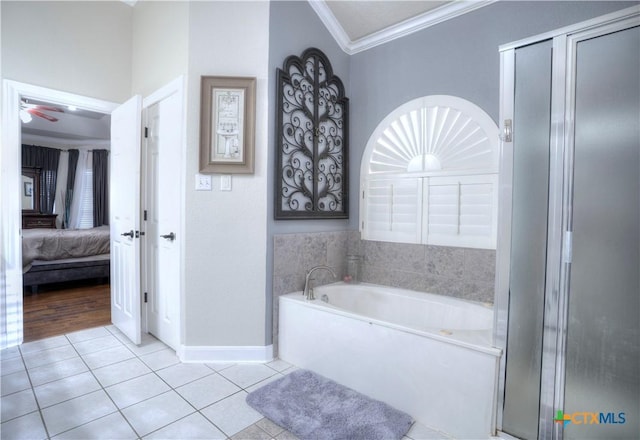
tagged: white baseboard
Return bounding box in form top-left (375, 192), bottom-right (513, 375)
top-left (178, 344), bottom-right (274, 363)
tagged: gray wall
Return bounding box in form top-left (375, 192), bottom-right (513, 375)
top-left (266, 0), bottom-right (353, 344)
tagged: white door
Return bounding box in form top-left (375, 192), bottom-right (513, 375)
top-left (110, 95), bottom-right (142, 345)
top-left (142, 89), bottom-right (182, 349)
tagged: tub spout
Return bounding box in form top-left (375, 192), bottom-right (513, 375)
top-left (303, 265), bottom-right (337, 300)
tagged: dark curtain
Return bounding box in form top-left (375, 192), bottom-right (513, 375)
top-left (92, 149), bottom-right (109, 226)
top-left (22, 145), bottom-right (60, 214)
top-left (64, 149), bottom-right (79, 229)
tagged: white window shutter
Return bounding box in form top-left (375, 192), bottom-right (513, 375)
top-left (425, 174), bottom-right (497, 248)
top-left (363, 177), bottom-right (422, 243)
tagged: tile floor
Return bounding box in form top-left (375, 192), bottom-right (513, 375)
top-left (1, 325), bottom-right (448, 439)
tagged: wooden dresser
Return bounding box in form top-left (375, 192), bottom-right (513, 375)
top-left (22, 213), bottom-right (58, 229)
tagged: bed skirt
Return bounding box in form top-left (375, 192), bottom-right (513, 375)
top-left (23, 254), bottom-right (110, 293)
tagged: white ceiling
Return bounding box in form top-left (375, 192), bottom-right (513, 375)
top-left (311, 0), bottom-right (496, 54)
top-left (325, 0), bottom-right (451, 41)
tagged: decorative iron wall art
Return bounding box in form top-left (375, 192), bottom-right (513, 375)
top-left (275, 48), bottom-right (349, 219)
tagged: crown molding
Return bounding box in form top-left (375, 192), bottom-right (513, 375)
top-left (309, 0), bottom-right (498, 55)
top-left (307, 0), bottom-right (352, 52)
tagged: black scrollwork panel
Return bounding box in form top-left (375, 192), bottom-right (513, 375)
top-left (275, 48), bottom-right (348, 219)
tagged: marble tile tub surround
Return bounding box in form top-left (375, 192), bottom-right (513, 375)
top-left (353, 237), bottom-right (496, 304)
top-left (273, 230), bottom-right (495, 302)
top-left (273, 231), bottom-right (355, 296)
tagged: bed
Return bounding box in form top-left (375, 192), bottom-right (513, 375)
top-left (22, 226), bottom-right (111, 293)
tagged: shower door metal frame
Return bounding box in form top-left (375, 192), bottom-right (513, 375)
top-left (494, 6), bottom-right (640, 440)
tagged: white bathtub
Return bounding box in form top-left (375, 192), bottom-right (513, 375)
top-left (278, 282), bottom-right (502, 439)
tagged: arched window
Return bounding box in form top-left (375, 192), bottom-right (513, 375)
top-left (360, 95), bottom-right (499, 249)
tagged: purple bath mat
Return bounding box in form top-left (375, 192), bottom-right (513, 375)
top-left (246, 369), bottom-right (414, 440)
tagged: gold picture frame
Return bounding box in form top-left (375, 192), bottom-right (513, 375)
top-left (200, 76), bottom-right (256, 174)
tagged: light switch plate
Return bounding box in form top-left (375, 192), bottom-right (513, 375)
top-left (195, 174), bottom-right (212, 191)
top-left (220, 175), bottom-right (232, 191)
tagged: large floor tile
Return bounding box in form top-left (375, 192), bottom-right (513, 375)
top-left (124, 338), bottom-right (168, 356)
top-left (28, 357), bottom-right (89, 387)
top-left (175, 373), bottom-right (240, 409)
top-left (81, 345), bottom-right (134, 369)
top-left (22, 345), bottom-right (78, 369)
top-left (53, 411), bottom-right (138, 440)
top-left (20, 335), bottom-right (70, 355)
top-left (201, 391), bottom-right (262, 437)
top-left (265, 359), bottom-right (292, 373)
top-left (143, 412), bottom-right (226, 440)
top-left (91, 357), bottom-right (151, 387)
top-left (121, 390), bottom-right (194, 437)
top-left (0, 345), bottom-right (21, 360)
top-left (72, 334), bottom-right (121, 355)
top-left (155, 362), bottom-right (214, 388)
top-left (124, 340), bottom-right (168, 357)
top-left (1, 370), bottom-right (31, 397)
top-left (41, 390), bottom-right (117, 437)
top-left (106, 372), bottom-right (170, 409)
top-left (1, 357), bottom-right (25, 377)
top-left (255, 417), bottom-right (286, 437)
top-left (139, 348), bottom-right (179, 371)
top-left (245, 373), bottom-right (285, 393)
top-left (230, 424), bottom-right (272, 440)
top-left (218, 364), bottom-right (278, 388)
top-left (204, 362), bottom-right (234, 372)
top-left (0, 389), bottom-right (38, 422)
top-left (0, 410), bottom-right (48, 440)
top-left (66, 327), bottom-right (111, 344)
top-left (34, 371), bottom-right (101, 408)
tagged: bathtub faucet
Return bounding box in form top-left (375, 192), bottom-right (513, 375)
top-left (303, 265), bottom-right (337, 300)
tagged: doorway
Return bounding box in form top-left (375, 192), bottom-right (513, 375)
top-left (1, 81), bottom-right (118, 349)
top-left (495, 9), bottom-right (639, 440)
top-left (19, 96), bottom-right (112, 343)
top-left (1, 79), bottom-right (184, 351)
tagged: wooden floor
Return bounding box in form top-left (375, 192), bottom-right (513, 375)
top-left (23, 280), bottom-right (111, 343)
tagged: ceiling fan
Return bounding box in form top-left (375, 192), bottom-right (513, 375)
top-left (20, 99), bottom-right (64, 123)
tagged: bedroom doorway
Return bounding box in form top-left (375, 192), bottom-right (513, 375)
top-left (1, 79), bottom-right (184, 351)
top-left (19, 94), bottom-right (113, 343)
top-left (1, 81), bottom-right (118, 349)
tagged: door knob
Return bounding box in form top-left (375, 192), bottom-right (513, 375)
top-left (121, 230), bottom-right (134, 238)
top-left (160, 232), bottom-right (176, 241)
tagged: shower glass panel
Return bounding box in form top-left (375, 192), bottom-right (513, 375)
top-left (502, 40), bottom-right (552, 440)
top-left (564, 26), bottom-right (640, 440)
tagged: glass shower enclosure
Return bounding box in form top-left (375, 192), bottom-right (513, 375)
top-left (495, 8), bottom-right (639, 440)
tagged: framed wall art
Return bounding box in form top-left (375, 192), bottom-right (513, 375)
top-left (200, 76), bottom-right (256, 174)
